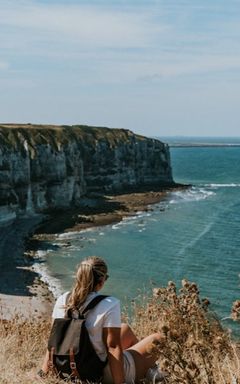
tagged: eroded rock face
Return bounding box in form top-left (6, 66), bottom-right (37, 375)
top-left (0, 124), bottom-right (174, 223)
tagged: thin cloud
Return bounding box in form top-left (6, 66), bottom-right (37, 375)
top-left (136, 55), bottom-right (240, 82)
top-left (0, 60), bottom-right (9, 70)
top-left (1, 0), bottom-right (240, 135)
top-left (0, 1), bottom-right (166, 48)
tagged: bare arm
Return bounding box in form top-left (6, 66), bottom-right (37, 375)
top-left (33, 350), bottom-right (50, 380)
top-left (103, 327), bottom-right (125, 384)
top-left (37, 320), bottom-right (55, 377)
top-left (41, 349), bottom-right (50, 373)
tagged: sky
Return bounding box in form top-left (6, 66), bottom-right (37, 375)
top-left (0, 0), bottom-right (240, 137)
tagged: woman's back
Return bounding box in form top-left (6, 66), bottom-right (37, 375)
top-left (52, 291), bottom-right (121, 361)
top-left (36, 256), bottom-right (165, 384)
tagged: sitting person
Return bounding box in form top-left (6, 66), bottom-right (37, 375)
top-left (36, 256), bottom-right (166, 383)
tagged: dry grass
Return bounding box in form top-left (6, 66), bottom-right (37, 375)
top-left (1, 280), bottom-right (240, 383)
top-left (128, 280), bottom-right (240, 384)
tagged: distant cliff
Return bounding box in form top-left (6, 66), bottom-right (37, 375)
top-left (0, 124), bottom-right (174, 224)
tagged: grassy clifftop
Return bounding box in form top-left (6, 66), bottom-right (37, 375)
top-left (0, 124), bottom-right (151, 151)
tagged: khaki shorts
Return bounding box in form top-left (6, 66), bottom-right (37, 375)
top-left (103, 350), bottom-right (136, 384)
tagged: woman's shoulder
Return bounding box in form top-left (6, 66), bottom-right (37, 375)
top-left (55, 291), bottom-right (70, 306)
top-left (103, 295), bottom-right (120, 304)
top-left (52, 291), bottom-right (70, 319)
top-left (86, 292), bottom-right (119, 304)
top-left (98, 295), bottom-right (120, 310)
top-left (97, 296), bottom-right (121, 325)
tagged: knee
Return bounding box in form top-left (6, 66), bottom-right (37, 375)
top-left (120, 323), bottom-right (139, 349)
top-left (121, 322), bottom-right (130, 332)
top-left (121, 323), bottom-right (135, 339)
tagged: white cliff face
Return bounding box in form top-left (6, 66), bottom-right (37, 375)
top-left (29, 142), bottom-right (85, 210)
top-left (83, 133), bottom-right (173, 191)
top-left (0, 125), bottom-right (174, 223)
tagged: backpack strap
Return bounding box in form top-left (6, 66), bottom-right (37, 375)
top-left (69, 348), bottom-right (80, 379)
top-left (81, 295), bottom-right (108, 315)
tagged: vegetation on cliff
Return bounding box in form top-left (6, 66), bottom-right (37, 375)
top-left (0, 124), bottom-right (153, 153)
top-left (1, 280), bottom-right (240, 383)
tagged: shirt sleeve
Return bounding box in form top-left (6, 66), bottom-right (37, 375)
top-left (52, 292), bottom-right (69, 319)
top-left (102, 298), bottom-right (121, 328)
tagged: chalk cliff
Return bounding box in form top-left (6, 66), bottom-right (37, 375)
top-left (0, 124), bottom-right (174, 224)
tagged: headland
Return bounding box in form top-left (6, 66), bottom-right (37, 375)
top-left (0, 124), bottom-right (184, 319)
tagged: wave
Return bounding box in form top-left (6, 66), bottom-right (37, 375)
top-left (33, 262), bottom-right (63, 298)
top-left (205, 183), bottom-right (240, 188)
top-left (177, 221), bottom-right (214, 257)
top-left (169, 187), bottom-right (215, 204)
top-left (168, 183), bottom-right (240, 205)
top-left (32, 250), bottom-right (63, 298)
top-left (111, 211), bottom-right (152, 230)
top-left (57, 228), bottom-right (94, 240)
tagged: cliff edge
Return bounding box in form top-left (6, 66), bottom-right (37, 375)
top-left (0, 124), bottom-right (174, 224)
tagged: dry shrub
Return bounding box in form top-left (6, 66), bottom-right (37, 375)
top-left (1, 280), bottom-right (240, 383)
top-left (130, 280), bottom-right (240, 383)
top-left (231, 300), bottom-right (240, 322)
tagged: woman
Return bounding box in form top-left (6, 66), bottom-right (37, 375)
top-left (36, 256), bottom-right (166, 383)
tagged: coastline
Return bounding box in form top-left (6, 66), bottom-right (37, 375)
top-left (0, 216), bottom-right (54, 320)
top-left (33, 190), bottom-right (171, 236)
top-left (0, 187), bottom-right (185, 320)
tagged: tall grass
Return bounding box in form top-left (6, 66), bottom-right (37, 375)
top-left (1, 281), bottom-right (240, 383)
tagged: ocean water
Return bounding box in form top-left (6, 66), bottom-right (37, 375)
top-left (34, 137), bottom-right (240, 325)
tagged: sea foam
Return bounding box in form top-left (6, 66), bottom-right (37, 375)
top-left (205, 183), bottom-right (240, 188)
top-left (32, 250), bottom-right (63, 298)
top-left (169, 187), bottom-right (215, 204)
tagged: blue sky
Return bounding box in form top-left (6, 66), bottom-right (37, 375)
top-left (0, 0), bottom-right (240, 137)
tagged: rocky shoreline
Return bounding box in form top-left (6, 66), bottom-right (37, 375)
top-left (0, 186), bottom-right (187, 320)
top-left (33, 189), bottom-right (171, 237)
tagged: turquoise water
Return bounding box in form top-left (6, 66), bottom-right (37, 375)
top-left (36, 137), bottom-right (240, 324)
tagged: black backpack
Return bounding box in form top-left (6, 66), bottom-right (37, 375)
top-left (47, 295), bottom-right (108, 382)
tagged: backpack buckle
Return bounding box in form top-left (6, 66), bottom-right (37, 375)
top-left (70, 361), bottom-right (77, 370)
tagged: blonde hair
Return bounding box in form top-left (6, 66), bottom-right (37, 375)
top-left (67, 256), bottom-right (108, 309)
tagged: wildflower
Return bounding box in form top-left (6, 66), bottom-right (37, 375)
top-left (161, 325), bottom-right (170, 335)
top-left (161, 358), bottom-right (170, 370)
top-left (231, 300), bottom-right (240, 321)
top-left (189, 282), bottom-right (199, 293)
top-left (153, 288), bottom-right (161, 297)
top-left (169, 329), bottom-right (180, 341)
top-left (181, 279), bottom-right (190, 289)
top-left (167, 281), bottom-right (176, 293)
top-left (202, 298), bottom-right (210, 309)
top-left (168, 281), bottom-right (176, 288)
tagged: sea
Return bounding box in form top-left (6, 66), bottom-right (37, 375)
top-left (34, 136), bottom-right (240, 328)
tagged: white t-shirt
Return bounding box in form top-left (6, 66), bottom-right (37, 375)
top-left (52, 291), bottom-right (121, 362)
